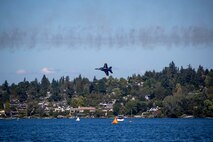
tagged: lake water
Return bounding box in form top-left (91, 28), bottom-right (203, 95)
top-left (0, 118), bottom-right (212, 142)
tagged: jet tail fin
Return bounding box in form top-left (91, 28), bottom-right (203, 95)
top-left (109, 66), bottom-right (113, 73)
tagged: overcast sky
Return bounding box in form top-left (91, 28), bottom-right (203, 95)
top-left (0, 0), bottom-right (213, 84)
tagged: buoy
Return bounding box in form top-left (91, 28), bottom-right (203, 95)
top-left (112, 117), bottom-right (118, 124)
top-left (76, 117), bottom-right (80, 121)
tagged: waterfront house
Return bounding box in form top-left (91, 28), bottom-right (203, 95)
top-left (69, 106), bottom-right (96, 117)
top-left (0, 110), bottom-right (5, 117)
top-left (70, 106), bottom-right (96, 113)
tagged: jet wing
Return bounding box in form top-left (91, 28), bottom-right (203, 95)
top-left (104, 63), bottom-right (108, 68)
top-left (104, 70), bottom-right (109, 76)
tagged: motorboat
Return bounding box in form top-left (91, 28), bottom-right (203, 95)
top-left (117, 115), bottom-right (124, 122)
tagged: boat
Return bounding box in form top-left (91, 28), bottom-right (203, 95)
top-left (117, 115), bottom-right (124, 122)
top-left (76, 117), bottom-right (80, 121)
top-left (112, 117), bottom-right (118, 124)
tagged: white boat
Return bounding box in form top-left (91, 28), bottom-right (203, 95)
top-left (76, 117), bottom-right (80, 121)
top-left (117, 115), bottom-right (124, 122)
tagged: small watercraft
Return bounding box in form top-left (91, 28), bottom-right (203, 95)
top-left (117, 115), bottom-right (124, 122)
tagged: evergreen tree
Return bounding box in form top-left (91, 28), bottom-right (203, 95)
top-left (40, 75), bottom-right (50, 97)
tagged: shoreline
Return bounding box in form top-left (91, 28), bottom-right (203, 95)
top-left (1, 116), bottom-right (212, 120)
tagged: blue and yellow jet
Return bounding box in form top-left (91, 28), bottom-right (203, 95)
top-left (95, 63), bottom-right (113, 76)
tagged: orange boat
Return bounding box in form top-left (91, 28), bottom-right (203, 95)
top-left (112, 117), bottom-right (118, 124)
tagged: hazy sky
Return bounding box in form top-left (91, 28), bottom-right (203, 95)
top-left (0, 0), bottom-right (213, 84)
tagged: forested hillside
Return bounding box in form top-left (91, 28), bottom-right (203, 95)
top-left (0, 62), bottom-right (213, 118)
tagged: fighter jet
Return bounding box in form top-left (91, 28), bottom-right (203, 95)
top-left (95, 63), bottom-right (113, 76)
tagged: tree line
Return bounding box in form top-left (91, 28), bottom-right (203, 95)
top-left (0, 61), bottom-right (213, 118)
